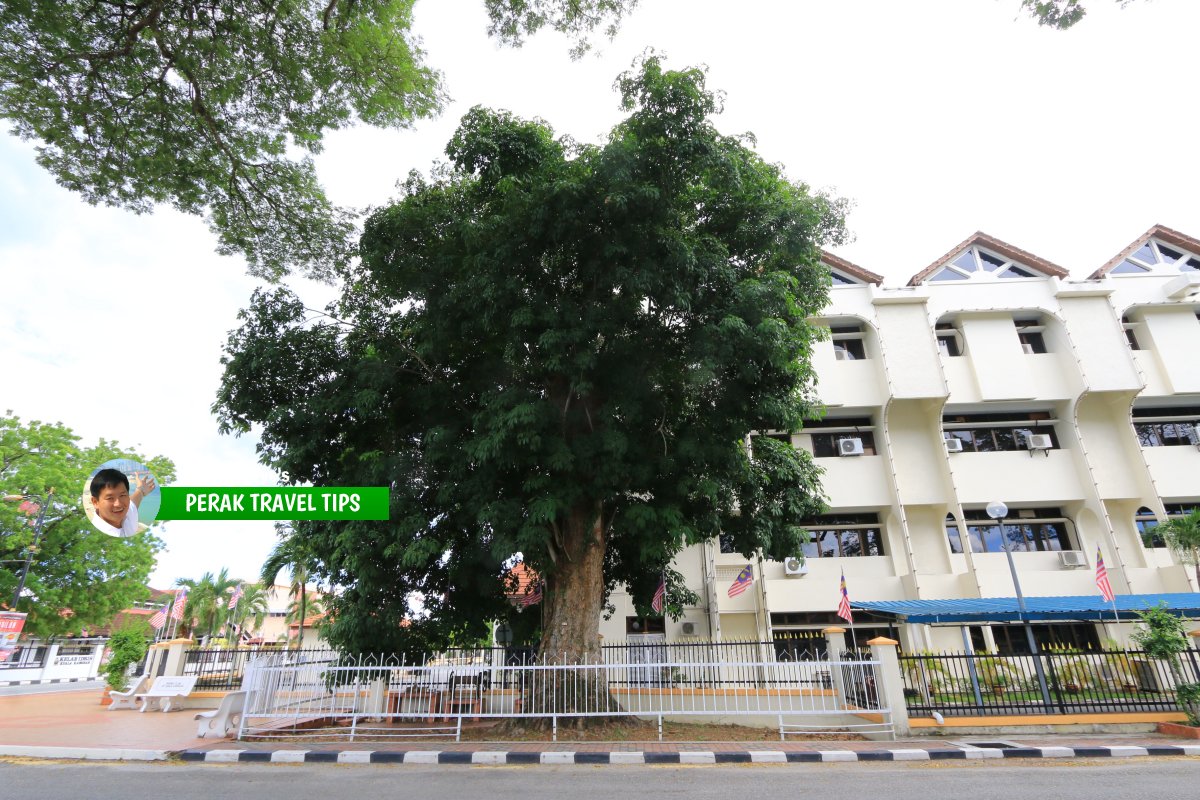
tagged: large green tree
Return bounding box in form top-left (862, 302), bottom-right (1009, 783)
top-left (215, 57), bottom-right (842, 665)
top-left (0, 413), bottom-right (172, 636)
top-left (0, 0), bottom-right (638, 280)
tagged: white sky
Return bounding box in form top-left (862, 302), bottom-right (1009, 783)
top-left (2, 0), bottom-right (1198, 590)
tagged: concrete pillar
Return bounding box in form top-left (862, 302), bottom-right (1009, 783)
top-left (823, 627), bottom-right (848, 706)
top-left (162, 639), bottom-right (191, 677)
top-left (87, 641), bottom-right (106, 679)
top-left (868, 636), bottom-right (910, 737)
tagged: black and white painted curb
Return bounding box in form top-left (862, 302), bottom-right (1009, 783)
top-left (0, 677), bottom-right (99, 687)
top-left (177, 744), bottom-right (1200, 764)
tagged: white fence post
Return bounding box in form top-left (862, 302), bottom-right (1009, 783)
top-left (822, 627), bottom-right (848, 706)
top-left (868, 636), bottom-right (909, 736)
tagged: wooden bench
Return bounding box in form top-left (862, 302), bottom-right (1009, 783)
top-left (108, 673), bottom-right (152, 711)
top-left (194, 689), bottom-right (254, 738)
top-left (136, 675), bottom-right (198, 712)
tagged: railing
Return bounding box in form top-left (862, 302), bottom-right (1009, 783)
top-left (238, 647), bottom-right (891, 742)
top-left (899, 648), bottom-right (1200, 716)
top-left (182, 646), bottom-right (334, 689)
top-left (0, 645), bottom-right (49, 670)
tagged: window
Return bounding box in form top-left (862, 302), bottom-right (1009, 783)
top-left (942, 411), bottom-right (1058, 453)
top-left (799, 513), bottom-right (885, 559)
top-left (928, 246), bottom-right (1043, 282)
top-left (801, 416), bottom-right (876, 458)
top-left (1122, 314), bottom-right (1142, 350)
top-left (1111, 239), bottom-right (1200, 275)
top-left (948, 507), bottom-right (1074, 554)
top-left (971, 623), bottom-right (1100, 656)
top-left (1136, 503), bottom-right (1199, 548)
top-left (830, 324), bottom-right (867, 360)
top-left (1015, 317), bottom-right (1048, 354)
top-left (1132, 406), bottom-right (1200, 447)
top-left (935, 321), bottom-right (963, 357)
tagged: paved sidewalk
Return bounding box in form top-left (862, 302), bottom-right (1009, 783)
top-left (2, 690), bottom-right (1198, 765)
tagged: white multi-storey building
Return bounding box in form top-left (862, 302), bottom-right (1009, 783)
top-left (599, 225), bottom-right (1200, 656)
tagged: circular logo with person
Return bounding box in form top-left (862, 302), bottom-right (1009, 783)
top-left (81, 458), bottom-right (161, 537)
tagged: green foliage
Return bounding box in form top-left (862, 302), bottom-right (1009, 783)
top-left (176, 567), bottom-right (240, 639)
top-left (1176, 683), bottom-right (1200, 726)
top-left (1132, 603), bottom-right (1200, 724)
top-left (1156, 508), bottom-right (1200, 587)
top-left (0, 1), bottom-right (636, 279)
top-left (0, 413), bottom-right (171, 636)
top-left (103, 621), bottom-right (149, 692)
top-left (214, 56), bottom-right (844, 656)
top-left (1020, 0), bottom-right (1137, 30)
top-left (1131, 604), bottom-right (1190, 661)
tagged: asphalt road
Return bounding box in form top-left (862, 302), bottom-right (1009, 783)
top-left (1, 758), bottom-right (1197, 798)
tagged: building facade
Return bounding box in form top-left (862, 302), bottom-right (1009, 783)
top-left (598, 225), bottom-right (1200, 656)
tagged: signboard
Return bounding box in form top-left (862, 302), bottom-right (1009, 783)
top-left (0, 612), bottom-right (27, 663)
top-left (53, 654), bottom-right (95, 666)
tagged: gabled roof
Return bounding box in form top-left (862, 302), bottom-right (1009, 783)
top-left (908, 232), bottom-right (1069, 286)
top-left (1090, 224), bottom-right (1200, 279)
top-left (821, 250), bottom-right (883, 286)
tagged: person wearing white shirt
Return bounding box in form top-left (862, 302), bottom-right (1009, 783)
top-left (88, 468), bottom-right (155, 537)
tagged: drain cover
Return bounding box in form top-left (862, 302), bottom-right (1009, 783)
top-left (965, 741), bottom-right (1015, 749)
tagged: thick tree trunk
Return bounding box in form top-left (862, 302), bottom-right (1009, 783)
top-left (527, 500), bottom-right (618, 719)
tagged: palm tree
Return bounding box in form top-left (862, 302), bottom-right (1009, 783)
top-left (176, 568), bottom-right (239, 643)
top-left (261, 527), bottom-right (320, 651)
top-left (286, 593), bottom-right (325, 647)
top-left (1158, 508), bottom-right (1200, 589)
top-left (228, 583), bottom-right (271, 641)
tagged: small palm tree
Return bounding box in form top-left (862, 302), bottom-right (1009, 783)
top-left (261, 526), bottom-right (320, 651)
top-left (229, 583), bottom-right (271, 641)
top-left (177, 568), bottom-right (239, 642)
top-left (1158, 508), bottom-right (1200, 589)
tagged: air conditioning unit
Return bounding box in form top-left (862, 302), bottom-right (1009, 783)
top-left (838, 437), bottom-right (865, 457)
top-left (944, 437), bottom-right (964, 453)
top-left (1026, 433), bottom-right (1053, 450)
top-left (784, 557), bottom-right (809, 577)
top-left (1193, 424), bottom-right (1200, 446)
top-left (680, 621), bottom-right (697, 635)
top-left (1059, 550), bottom-right (1087, 568)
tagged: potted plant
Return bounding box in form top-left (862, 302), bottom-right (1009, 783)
top-left (101, 623), bottom-right (149, 704)
top-left (974, 654), bottom-right (1016, 696)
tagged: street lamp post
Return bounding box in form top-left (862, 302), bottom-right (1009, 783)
top-left (3, 489), bottom-right (53, 609)
top-left (986, 501), bottom-right (1054, 708)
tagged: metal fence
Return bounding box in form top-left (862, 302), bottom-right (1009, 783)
top-left (182, 646), bottom-right (331, 689)
top-left (0, 644), bottom-right (49, 670)
top-left (237, 645), bottom-right (890, 742)
top-left (899, 648), bottom-right (1200, 716)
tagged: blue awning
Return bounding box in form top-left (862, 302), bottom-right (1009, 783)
top-left (852, 594), bottom-right (1200, 624)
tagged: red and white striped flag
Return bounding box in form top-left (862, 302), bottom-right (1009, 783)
top-left (1096, 547), bottom-right (1115, 603)
top-left (837, 572), bottom-right (853, 623)
top-left (170, 587), bottom-right (188, 621)
top-left (727, 564), bottom-right (754, 598)
top-left (651, 577), bottom-right (666, 614)
top-left (520, 580), bottom-right (543, 607)
top-left (148, 600), bottom-right (170, 630)
top-left (227, 583), bottom-right (244, 610)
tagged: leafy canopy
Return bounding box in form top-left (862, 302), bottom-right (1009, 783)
top-left (0, 413), bottom-right (173, 636)
top-left (0, 0), bottom-right (638, 280)
top-left (1020, 0), bottom-right (1138, 29)
top-left (215, 56), bottom-right (844, 654)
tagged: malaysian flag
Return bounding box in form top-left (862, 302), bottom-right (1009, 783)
top-left (227, 583), bottom-right (244, 610)
top-left (727, 564), bottom-right (754, 598)
top-left (1096, 547), bottom-right (1115, 603)
top-left (836, 572), bottom-right (853, 623)
top-left (520, 580), bottom-right (543, 607)
top-left (170, 587), bottom-right (188, 621)
top-left (651, 577), bottom-right (666, 614)
top-left (148, 600), bottom-right (170, 630)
